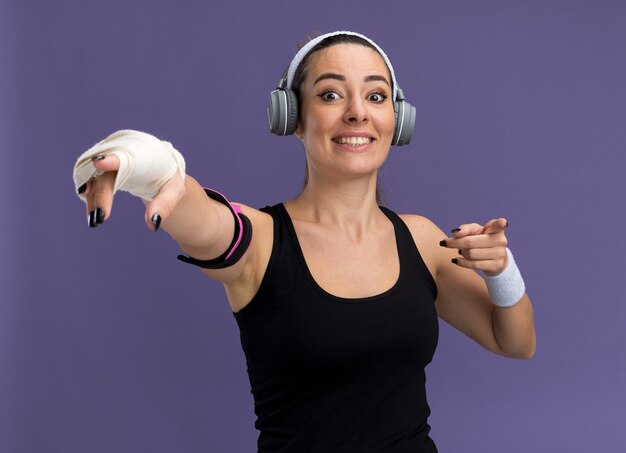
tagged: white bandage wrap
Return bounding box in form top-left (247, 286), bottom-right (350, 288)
top-left (483, 248), bottom-right (526, 308)
top-left (73, 129), bottom-right (186, 201)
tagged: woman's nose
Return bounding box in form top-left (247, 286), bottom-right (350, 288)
top-left (343, 97), bottom-right (368, 124)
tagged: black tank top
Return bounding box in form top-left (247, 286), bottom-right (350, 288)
top-left (234, 204), bottom-right (439, 453)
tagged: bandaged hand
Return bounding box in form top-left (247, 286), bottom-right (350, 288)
top-left (73, 130), bottom-right (187, 230)
top-left (440, 219), bottom-right (525, 307)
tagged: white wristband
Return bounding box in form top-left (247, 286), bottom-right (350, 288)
top-left (483, 248), bottom-right (526, 307)
top-left (73, 129), bottom-right (186, 201)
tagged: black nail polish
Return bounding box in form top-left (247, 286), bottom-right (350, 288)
top-left (77, 183), bottom-right (87, 195)
top-left (439, 240), bottom-right (447, 247)
top-left (88, 210), bottom-right (97, 228)
top-left (95, 208), bottom-right (105, 224)
top-left (91, 155), bottom-right (105, 161)
top-left (458, 249), bottom-right (463, 255)
top-left (451, 228), bottom-right (461, 233)
top-left (151, 213), bottom-right (161, 232)
top-left (505, 221), bottom-right (509, 228)
top-left (451, 258), bottom-right (458, 264)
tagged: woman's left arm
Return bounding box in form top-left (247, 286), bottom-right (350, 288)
top-left (410, 216), bottom-right (536, 359)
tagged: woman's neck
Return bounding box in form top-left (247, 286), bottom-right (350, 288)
top-left (286, 172), bottom-right (383, 233)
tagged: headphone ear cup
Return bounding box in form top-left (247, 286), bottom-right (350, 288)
top-left (392, 100), bottom-right (416, 146)
top-left (284, 89), bottom-right (299, 135)
top-left (268, 88), bottom-right (299, 136)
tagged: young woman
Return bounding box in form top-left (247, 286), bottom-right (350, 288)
top-left (74, 31), bottom-right (535, 453)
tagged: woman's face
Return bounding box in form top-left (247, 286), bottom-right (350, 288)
top-left (296, 44), bottom-right (396, 183)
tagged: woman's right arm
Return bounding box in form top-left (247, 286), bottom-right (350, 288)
top-left (78, 133), bottom-right (267, 286)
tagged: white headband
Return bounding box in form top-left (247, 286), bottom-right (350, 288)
top-left (285, 31), bottom-right (398, 101)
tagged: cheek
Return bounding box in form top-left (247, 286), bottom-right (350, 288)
top-left (301, 108), bottom-right (332, 140)
top-left (377, 108), bottom-right (396, 140)
top-left (386, 105), bottom-right (396, 131)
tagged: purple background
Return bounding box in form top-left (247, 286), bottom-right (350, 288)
top-left (2, 0), bottom-right (625, 451)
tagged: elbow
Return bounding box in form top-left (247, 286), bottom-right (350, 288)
top-left (517, 347), bottom-right (536, 360)
top-left (521, 333), bottom-right (537, 359)
top-left (522, 343), bottom-right (537, 360)
top-left (492, 332), bottom-right (536, 360)
top-left (502, 342), bottom-right (536, 360)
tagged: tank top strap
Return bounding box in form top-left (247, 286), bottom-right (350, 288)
top-left (262, 203), bottom-right (297, 258)
top-left (260, 203), bottom-right (299, 272)
top-left (379, 206), bottom-right (438, 298)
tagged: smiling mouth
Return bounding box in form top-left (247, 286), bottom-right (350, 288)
top-left (332, 137), bottom-right (374, 145)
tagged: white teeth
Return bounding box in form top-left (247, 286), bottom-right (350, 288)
top-left (336, 137), bottom-right (372, 145)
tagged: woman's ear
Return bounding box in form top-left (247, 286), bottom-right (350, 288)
top-left (295, 121), bottom-right (304, 140)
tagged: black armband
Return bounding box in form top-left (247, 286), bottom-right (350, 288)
top-left (177, 188), bottom-right (252, 269)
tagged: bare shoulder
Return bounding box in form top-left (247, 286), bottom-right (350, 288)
top-left (398, 214), bottom-right (448, 279)
top-left (398, 213), bottom-right (447, 245)
top-left (235, 202), bottom-right (273, 232)
top-left (399, 214), bottom-right (444, 236)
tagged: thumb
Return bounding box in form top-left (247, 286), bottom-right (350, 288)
top-left (144, 174), bottom-right (186, 232)
top-left (482, 217), bottom-right (509, 235)
top-left (92, 153), bottom-right (120, 172)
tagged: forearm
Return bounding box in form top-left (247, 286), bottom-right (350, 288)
top-left (492, 293), bottom-right (536, 359)
top-left (147, 176), bottom-right (235, 258)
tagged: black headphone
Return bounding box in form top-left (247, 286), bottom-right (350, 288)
top-left (268, 70), bottom-right (416, 146)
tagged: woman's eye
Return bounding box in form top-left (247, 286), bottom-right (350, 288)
top-left (368, 92), bottom-right (388, 103)
top-left (320, 91), bottom-right (340, 101)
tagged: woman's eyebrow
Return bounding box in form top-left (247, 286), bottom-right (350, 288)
top-left (313, 73), bottom-right (345, 85)
top-left (313, 73), bottom-right (390, 86)
top-left (364, 75), bottom-right (390, 86)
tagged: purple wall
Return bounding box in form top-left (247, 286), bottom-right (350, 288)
top-left (2, 0), bottom-right (625, 451)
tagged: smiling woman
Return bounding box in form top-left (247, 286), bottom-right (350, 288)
top-left (295, 44), bottom-right (395, 191)
top-left (72, 30), bottom-right (535, 453)
top-left (284, 32), bottom-right (415, 203)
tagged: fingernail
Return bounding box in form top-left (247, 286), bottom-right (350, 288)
top-left (88, 211), bottom-right (97, 228)
top-left (95, 208), bottom-right (105, 224)
top-left (451, 258), bottom-right (458, 264)
top-left (505, 220), bottom-right (509, 228)
top-left (451, 228), bottom-right (461, 233)
top-left (91, 155), bottom-right (105, 161)
top-left (151, 213), bottom-right (161, 232)
top-left (458, 249), bottom-right (463, 255)
top-left (439, 240), bottom-right (447, 247)
top-left (77, 183), bottom-right (87, 195)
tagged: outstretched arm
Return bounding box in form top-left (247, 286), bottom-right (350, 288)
top-left (75, 131), bottom-right (257, 284)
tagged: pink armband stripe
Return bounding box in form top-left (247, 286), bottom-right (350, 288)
top-left (226, 203), bottom-right (245, 260)
top-left (203, 187), bottom-right (245, 261)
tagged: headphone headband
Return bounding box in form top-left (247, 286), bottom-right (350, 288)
top-left (285, 31), bottom-right (398, 101)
